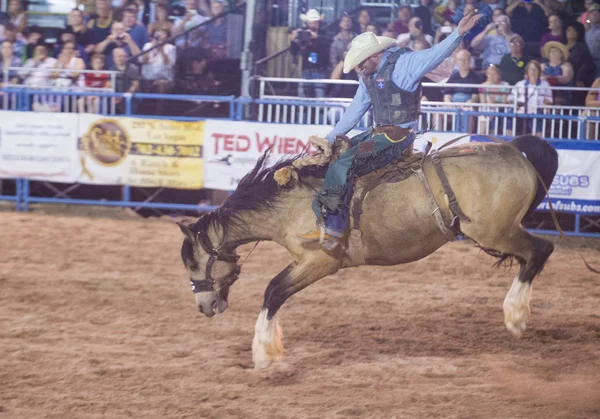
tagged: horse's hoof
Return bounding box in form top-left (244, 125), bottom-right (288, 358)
top-left (503, 279), bottom-right (531, 338)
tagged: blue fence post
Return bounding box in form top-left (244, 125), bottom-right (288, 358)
top-left (125, 94), bottom-right (132, 116)
top-left (21, 89), bottom-right (29, 111)
top-left (22, 179), bottom-right (29, 212)
top-left (122, 185), bottom-right (131, 207)
top-left (578, 116), bottom-right (586, 141)
top-left (575, 214), bottom-right (581, 235)
top-left (15, 178), bottom-right (21, 212)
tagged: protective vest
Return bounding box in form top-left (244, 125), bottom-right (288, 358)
top-left (363, 48), bottom-right (422, 126)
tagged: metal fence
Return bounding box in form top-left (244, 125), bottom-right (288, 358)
top-left (0, 87), bottom-right (598, 237)
top-left (252, 77), bottom-right (600, 141)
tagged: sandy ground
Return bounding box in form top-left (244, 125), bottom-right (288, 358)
top-left (1, 209), bottom-right (600, 419)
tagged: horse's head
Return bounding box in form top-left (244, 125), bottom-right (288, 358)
top-left (177, 218), bottom-right (240, 318)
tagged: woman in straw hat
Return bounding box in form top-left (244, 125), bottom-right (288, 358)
top-left (540, 40), bottom-right (574, 105)
top-left (297, 11), bottom-right (483, 248)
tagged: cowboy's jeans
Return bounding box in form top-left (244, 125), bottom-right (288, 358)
top-left (311, 129), bottom-right (416, 236)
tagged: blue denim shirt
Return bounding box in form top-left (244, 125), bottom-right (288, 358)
top-left (326, 28), bottom-right (463, 143)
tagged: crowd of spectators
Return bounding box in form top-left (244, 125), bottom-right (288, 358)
top-left (0, 0), bottom-right (235, 102)
top-left (288, 0), bottom-right (600, 121)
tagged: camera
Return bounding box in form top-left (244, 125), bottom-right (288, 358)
top-left (297, 29), bottom-right (312, 43)
top-left (441, 26), bottom-right (452, 34)
top-left (117, 34), bottom-right (125, 40)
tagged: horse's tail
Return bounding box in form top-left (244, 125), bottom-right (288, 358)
top-left (510, 135), bottom-right (559, 219)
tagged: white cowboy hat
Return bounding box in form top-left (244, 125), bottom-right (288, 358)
top-left (300, 9), bottom-right (324, 22)
top-left (343, 32), bottom-right (397, 74)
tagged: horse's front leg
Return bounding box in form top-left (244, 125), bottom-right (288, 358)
top-left (252, 258), bottom-right (338, 369)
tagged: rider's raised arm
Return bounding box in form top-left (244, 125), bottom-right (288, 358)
top-left (325, 81), bottom-right (372, 144)
top-left (392, 28), bottom-right (463, 91)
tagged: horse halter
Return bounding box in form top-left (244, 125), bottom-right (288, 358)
top-left (190, 241), bottom-right (241, 295)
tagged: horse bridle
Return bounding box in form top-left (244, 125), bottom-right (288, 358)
top-left (190, 241), bottom-right (241, 295)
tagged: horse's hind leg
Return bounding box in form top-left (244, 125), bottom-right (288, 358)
top-left (252, 258), bottom-right (338, 369)
top-left (487, 228), bottom-right (554, 337)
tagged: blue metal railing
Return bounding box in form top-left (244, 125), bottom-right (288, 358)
top-left (1, 88), bottom-right (598, 237)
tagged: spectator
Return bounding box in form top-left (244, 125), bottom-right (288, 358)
top-left (140, 28), bottom-right (175, 93)
top-left (493, 8), bottom-right (507, 18)
top-left (202, 0), bottom-right (229, 59)
top-left (87, 0), bottom-right (115, 46)
top-left (67, 8), bottom-right (95, 58)
top-left (499, 34), bottom-right (530, 84)
top-left (1, 23), bottom-right (26, 61)
top-left (485, 0), bottom-right (506, 11)
top-left (95, 21), bottom-right (141, 68)
top-left (148, 3), bottom-right (174, 37)
top-left (565, 21), bottom-right (596, 105)
top-left (79, 53), bottom-right (112, 113)
top-left (51, 41), bottom-right (86, 88)
top-left (56, 29), bottom-right (90, 66)
top-left (22, 26), bottom-right (44, 62)
top-left (393, 5), bottom-right (412, 37)
top-left (443, 50), bottom-right (483, 103)
top-left (329, 12), bottom-right (355, 71)
top-left (365, 24), bottom-right (379, 35)
top-left (541, 41), bottom-right (574, 104)
top-left (478, 64), bottom-right (511, 132)
top-left (177, 51), bottom-right (219, 95)
top-left (443, 49), bottom-right (483, 132)
top-left (0, 41), bottom-right (21, 87)
top-left (513, 60), bottom-right (552, 136)
top-left (19, 41), bottom-right (57, 87)
top-left (580, 0), bottom-right (597, 26)
top-left (111, 47), bottom-right (140, 113)
top-left (507, 0), bottom-right (548, 43)
top-left (173, 0), bottom-right (208, 48)
top-left (289, 9), bottom-right (330, 98)
top-left (122, 5), bottom-right (150, 49)
top-left (8, 0), bottom-right (27, 33)
top-left (584, 77), bottom-right (600, 139)
top-left (355, 8), bottom-right (372, 34)
top-left (434, 20), bottom-right (457, 45)
top-left (397, 17), bottom-right (433, 49)
top-left (540, 13), bottom-right (564, 49)
top-left (439, 0), bottom-right (458, 24)
top-left (414, 0), bottom-right (435, 37)
top-left (585, 4), bottom-right (600, 77)
top-left (132, 0), bottom-right (156, 27)
top-left (470, 14), bottom-right (514, 67)
top-left (452, 0), bottom-right (493, 42)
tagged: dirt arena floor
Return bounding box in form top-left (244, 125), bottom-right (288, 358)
top-left (1, 208), bottom-right (600, 419)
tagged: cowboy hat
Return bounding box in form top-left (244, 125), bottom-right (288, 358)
top-left (541, 41), bottom-right (569, 61)
top-left (300, 9), bottom-right (324, 22)
top-left (343, 32), bottom-right (397, 74)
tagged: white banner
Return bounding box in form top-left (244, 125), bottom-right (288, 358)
top-left (203, 120), bottom-right (469, 191)
top-left (536, 148), bottom-right (600, 214)
top-left (0, 111), bottom-right (80, 182)
top-left (203, 120), bottom-right (353, 190)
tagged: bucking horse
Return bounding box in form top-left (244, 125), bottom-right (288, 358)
top-left (177, 134), bottom-right (559, 369)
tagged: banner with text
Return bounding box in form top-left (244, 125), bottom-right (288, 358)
top-left (0, 111), bottom-right (205, 189)
top-left (535, 144), bottom-right (600, 214)
top-left (77, 115), bottom-right (204, 189)
top-left (202, 120), bottom-right (470, 191)
top-left (0, 111), bottom-right (80, 182)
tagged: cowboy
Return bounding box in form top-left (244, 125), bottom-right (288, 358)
top-left (290, 9), bottom-right (331, 98)
top-left (297, 11), bottom-right (483, 249)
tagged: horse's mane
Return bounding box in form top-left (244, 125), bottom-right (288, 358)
top-left (190, 150), bottom-right (327, 247)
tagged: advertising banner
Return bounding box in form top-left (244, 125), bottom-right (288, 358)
top-left (535, 143), bottom-right (600, 214)
top-left (0, 111), bottom-right (79, 182)
top-left (0, 111), bottom-right (205, 189)
top-left (77, 115), bottom-right (204, 189)
top-left (203, 120), bottom-right (470, 191)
